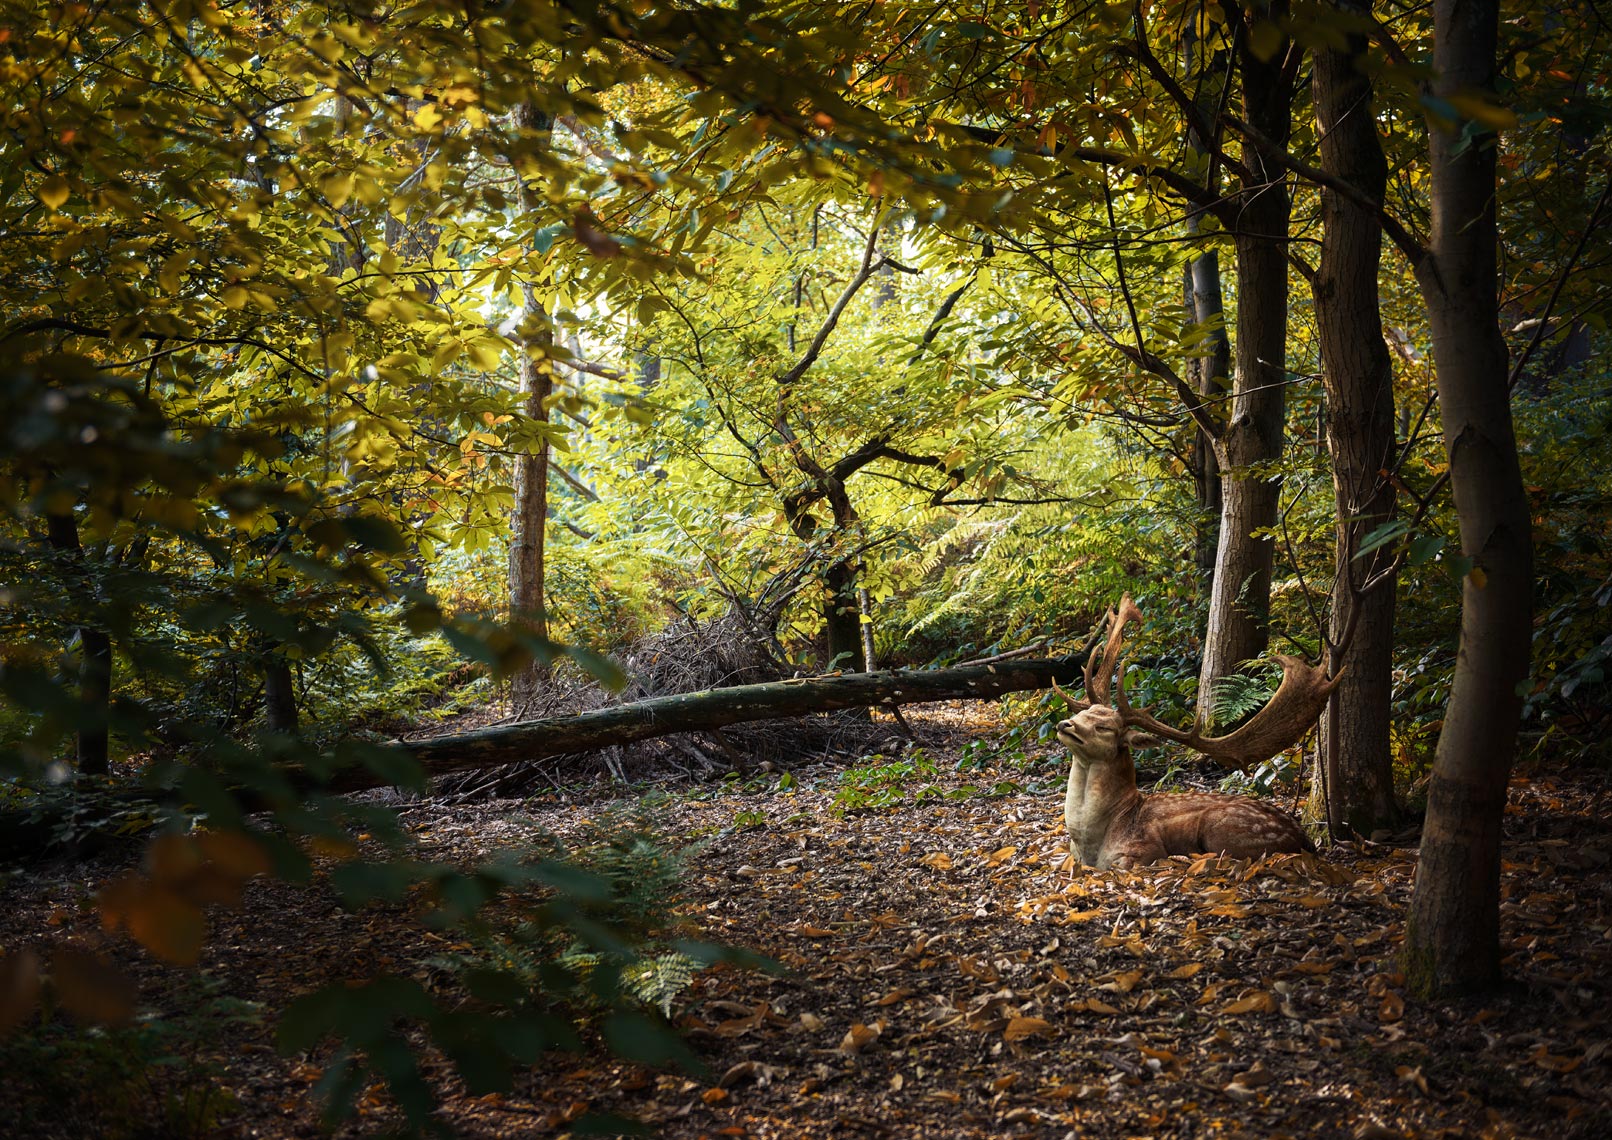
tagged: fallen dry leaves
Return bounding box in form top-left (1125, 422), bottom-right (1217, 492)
top-left (2, 705), bottom-right (1610, 1139)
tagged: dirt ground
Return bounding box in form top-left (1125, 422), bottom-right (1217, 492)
top-left (3, 704), bottom-right (1609, 1139)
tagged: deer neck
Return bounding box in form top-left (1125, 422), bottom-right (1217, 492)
top-left (1064, 748), bottom-right (1143, 866)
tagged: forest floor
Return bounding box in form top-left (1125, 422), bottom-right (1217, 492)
top-left (3, 703), bottom-right (1611, 1140)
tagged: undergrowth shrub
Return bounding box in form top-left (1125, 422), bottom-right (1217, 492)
top-left (278, 810), bottom-right (767, 1135)
top-left (434, 813), bottom-right (706, 1018)
top-left (0, 977), bottom-right (261, 1140)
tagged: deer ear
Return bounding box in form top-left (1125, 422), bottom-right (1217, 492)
top-left (1124, 729), bottom-right (1164, 750)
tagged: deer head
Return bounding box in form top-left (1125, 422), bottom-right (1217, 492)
top-left (1054, 596), bottom-right (1337, 869)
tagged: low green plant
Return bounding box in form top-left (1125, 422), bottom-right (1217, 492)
top-left (0, 976), bottom-right (262, 1140)
top-left (1218, 751), bottom-right (1303, 797)
top-left (278, 813), bottom-right (768, 1135)
top-left (830, 749), bottom-right (939, 814)
top-left (430, 815), bottom-right (705, 1013)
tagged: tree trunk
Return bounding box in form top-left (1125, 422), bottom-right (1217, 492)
top-left (1181, 23), bottom-right (1229, 585)
top-left (508, 100), bottom-right (555, 710)
top-left (1310, 0), bottom-right (1400, 836)
top-left (1403, 0), bottom-right (1534, 997)
top-left (823, 558), bottom-right (867, 671)
top-left (1186, 240), bottom-right (1229, 583)
top-left (857, 586), bottom-right (878, 672)
top-left (322, 655), bottom-right (1089, 793)
top-left (264, 654), bottom-right (300, 735)
top-left (46, 511), bottom-right (110, 776)
top-left (1198, 16), bottom-right (1295, 726)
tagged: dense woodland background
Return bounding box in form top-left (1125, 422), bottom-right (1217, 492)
top-left (1, 0), bottom-right (1609, 1135)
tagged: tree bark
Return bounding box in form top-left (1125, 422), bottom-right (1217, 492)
top-left (1181, 21), bottom-right (1230, 584)
top-left (1198, 10), bottom-right (1295, 726)
top-left (1403, 0), bottom-right (1534, 997)
top-left (508, 100), bottom-right (555, 710)
top-left (823, 558), bottom-right (867, 671)
top-left (45, 511), bottom-right (110, 776)
top-left (1186, 241), bottom-right (1228, 581)
top-left (1310, 0), bottom-right (1400, 836)
top-left (321, 655), bottom-right (1089, 793)
top-left (264, 654), bottom-right (300, 735)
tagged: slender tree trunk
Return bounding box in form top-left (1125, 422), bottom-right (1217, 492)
top-left (1199, 12), bottom-right (1294, 725)
top-left (1310, 0), bottom-right (1400, 836)
top-left (1186, 236), bottom-right (1229, 582)
top-left (508, 101), bottom-right (555, 710)
top-left (45, 511), bottom-right (110, 776)
top-left (823, 559), bottom-right (866, 671)
top-left (1181, 24), bottom-right (1229, 584)
top-left (1403, 0), bottom-right (1533, 997)
top-left (264, 654), bottom-right (299, 734)
top-left (857, 587), bottom-right (878, 673)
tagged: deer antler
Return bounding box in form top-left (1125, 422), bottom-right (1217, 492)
top-left (1115, 654), bottom-right (1342, 772)
top-left (1052, 595), bottom-right (1144, 711)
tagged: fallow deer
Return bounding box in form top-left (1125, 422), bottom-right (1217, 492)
top-left (1055, 597), bottom-right (1339, 870)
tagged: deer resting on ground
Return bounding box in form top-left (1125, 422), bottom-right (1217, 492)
top-left (1056, 597), bottom-right (1339, 870)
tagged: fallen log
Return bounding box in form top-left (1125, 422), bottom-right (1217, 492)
top-left (0, 654), bottom-right (1089, 857)
top-left (329, 653), bottom-right (1088, 793)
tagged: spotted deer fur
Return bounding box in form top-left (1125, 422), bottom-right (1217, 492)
top-left (1058, 705), bottom-right (1314, 870)
top-left (1056, 596), bottom-right (1333, 870)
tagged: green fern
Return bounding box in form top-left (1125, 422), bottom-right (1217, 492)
top-left (432, 816), bottom-right (706, 1018)
top-left (1206, 668), bottom-right (1280, 730)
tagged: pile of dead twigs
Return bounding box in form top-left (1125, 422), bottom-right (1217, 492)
top-left (428, 609), bottom-right (897, 802)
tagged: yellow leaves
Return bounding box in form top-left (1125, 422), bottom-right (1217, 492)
top-left (790, 924), bottom-right (836, 938)
top-left (321, 170), bottom-right (356, 209)
top-left (1060, 907), bottom-right (1104, 924)
top-left (985, 845), bottom-right (1018, 866)
top-left (308, 834), bottom-right (359, 861)
top-left (50, 946), bottom-right (136, 1026)
top-left (1530, 1044), bottom-right (1584, 1073)
top-left (1445, 93), bottom-right (1519, 132)
top-left (838, 1020), bottom-right (881, 1054)
top-left (920, 851), bottom-right (953, 871)
top-left (1095, 931), bottom-right (1147, 955)
top-left (1247, 20), bottom-right (1284, 62)
top-left (0, 949), bottom-right (43, 1033)
top-left (1069, 996), bottom-right (1119, 1015)
top-left (1220, 990), bottom-right (1278, 1016)
top-left (1003, 1015), bottom-right (1052, 1042)
top-left (412, 102), bottom-right (444, 131)
top-left (98, 830), bottom-right (271, 966)
top-left (37, 174), bottom-right (70, 211)
top-left (1165, 962), bottom-right (1203, 979)
top-left (461, 333), bottom-right (508, 372)
top-left (123, 884), bottom-right (208, 966)
top-left (1098, 969), bottom-right (1145, 993)
top-left (158, 250), bottom-right (193, 295)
